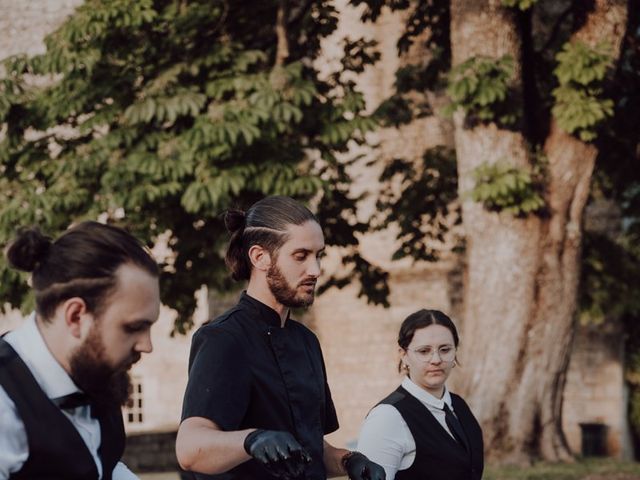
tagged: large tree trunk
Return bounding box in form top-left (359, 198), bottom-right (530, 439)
top-left (448, 0), bottom-right (627, 464)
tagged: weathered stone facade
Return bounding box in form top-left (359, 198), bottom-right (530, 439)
top-left (0, 0), bottom-right (632, 469)
top-left (0, 0), bottom-right (83, 59)
top-left (563, 321), bottom-right (633, 458)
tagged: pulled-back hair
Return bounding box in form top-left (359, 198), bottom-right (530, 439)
top-left (6, 221), bottom-right (159, 321)
top-left (397, 309), bottom-right (460, 372)
top-left (224, 196), bottom-right (318, 281)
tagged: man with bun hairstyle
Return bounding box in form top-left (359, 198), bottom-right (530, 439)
top-left (176, 196), bottom-right (385, 480)
top-left (0, 221), bottom-right (161, 479)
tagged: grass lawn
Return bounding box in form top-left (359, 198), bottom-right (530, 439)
top-left (139, 459), bottom-right (640, 480)
top-left (484, 458), bottom-right (640, 480)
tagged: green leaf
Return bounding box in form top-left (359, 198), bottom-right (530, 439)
top-left (446, 54), bottom-right (517, 126)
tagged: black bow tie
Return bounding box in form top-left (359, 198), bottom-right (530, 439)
top-left (51, 392), bottom-right (92, 410)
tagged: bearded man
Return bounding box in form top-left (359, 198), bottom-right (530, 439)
top-left (0, 221), bottom-right (160, 479)
top-left (176, 196), bottom-right (385, 480)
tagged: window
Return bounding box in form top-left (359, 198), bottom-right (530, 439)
top-left (125, 377), bottom-right (144, 424)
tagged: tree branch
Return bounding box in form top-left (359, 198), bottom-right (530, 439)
top-left (571, 0), bottom-right (627, 49)
top-left (275, 0), bottom-right (290, 66)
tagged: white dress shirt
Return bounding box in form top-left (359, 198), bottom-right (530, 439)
top-left (356, 377), bottom-right (457, 480)
top-left (0, 313), bottom-right (137, 480)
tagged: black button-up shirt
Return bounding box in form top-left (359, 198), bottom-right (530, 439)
top-left (182, 292), bottom-right (339, 480)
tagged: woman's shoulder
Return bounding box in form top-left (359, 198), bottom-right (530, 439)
top-left (358, 402), bottom-right (413, 460)
top-left (365, 402), bottom-right (407, 429)
top-left (359, 403), bottom-right (410, 452)
top-left (376, 386), bottom-right (409, 407)
top-left (449, 392), bottom-right (471, 410)
top-left (369, 402), bottom-right (404, 417)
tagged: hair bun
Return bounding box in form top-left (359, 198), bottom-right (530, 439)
top-left (224, 209), bottom-right (246, 233)
top-left (6, 227), bottom-right (53, 272)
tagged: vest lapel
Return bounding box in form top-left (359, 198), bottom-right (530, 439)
top-left (417, 395), bottom-right (469, 456)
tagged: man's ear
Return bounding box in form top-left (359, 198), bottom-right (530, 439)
top-left (61, 297), bottom-right (90, 339)
top-left (248, 244), bottom-right (272, 272)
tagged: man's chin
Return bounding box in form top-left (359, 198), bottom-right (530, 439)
top-left (293, 294), bottom-right (315, 308)
top-left (73, 367), bottom-right (133, 409)
top-left (121, 359), bottom-right (139, 372)
top-left (98, 370), bottom-right (132, 408)
top-left (302, 295), bottom-right (315, 306)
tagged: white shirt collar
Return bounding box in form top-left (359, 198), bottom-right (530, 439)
top-left (4, 312), bottom-right (81, 399)
top-left (402, 375), bottom-right (453, 410)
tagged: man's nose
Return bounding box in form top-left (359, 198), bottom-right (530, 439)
top-left (307, 257), bottom-right (321, 277)
top-left (136, 331), bottom-right (153, 354)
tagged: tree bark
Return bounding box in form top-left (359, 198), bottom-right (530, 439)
top-left (448, 0), bottom-right (627, 464)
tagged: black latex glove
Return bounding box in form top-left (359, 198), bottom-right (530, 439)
top-left (243, 429), bottom-right (311, 479)
top-left (343, 451), bottom-right (386, 480)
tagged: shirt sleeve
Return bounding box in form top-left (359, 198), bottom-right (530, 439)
top-left (111, 462), bottom-right (139, 480)
top-left (180, 326), bottom-right (252, 431)
top-left (322, 380), bottom-right (339, 435)
top-left (301, 326), bottom-right (339, 435)
top-left (319, 346), bottom-right (339, 434)
top-left (356, 404), bottom-right (413, 480)
top-left (0, 386), bottom-right (28, 479)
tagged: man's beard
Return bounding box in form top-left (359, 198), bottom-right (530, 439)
top-left (69, 324), bottom-right (139, 411)
top-left (267, 262), bottom-right (316, 308)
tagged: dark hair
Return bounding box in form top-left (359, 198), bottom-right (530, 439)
top-left (224, 196), bottom-right (319, 281)
top-left (397, 309), bottom-right (460, 372)
top-left (6, 221), bottom-right (159, 321)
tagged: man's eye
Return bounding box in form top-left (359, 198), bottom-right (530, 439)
top-left (294, 254), bottom-right (307, 261)
top-left (125, 324), bottom-right (146, 333)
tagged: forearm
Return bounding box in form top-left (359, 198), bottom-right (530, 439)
top-left (323, 440), bottom-right (349, 478)
top-left (176, 417), bottom-right (254, 474)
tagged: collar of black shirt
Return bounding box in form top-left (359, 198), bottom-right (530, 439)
top-left (239, 291), bottom-right (292, 329)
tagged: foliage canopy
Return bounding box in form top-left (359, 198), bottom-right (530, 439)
top-left (0, 0), bottom-right (388, 331)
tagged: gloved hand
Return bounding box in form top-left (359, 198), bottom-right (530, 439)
top-left (342, 451), bottom-right (386, 480)
top-left (243, 429), bottom-right (311, 479)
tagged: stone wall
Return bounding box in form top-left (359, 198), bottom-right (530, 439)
top-left (563, 321), bottom-right (633, 458)
top-left (122, 430), bottom-right (180, 473)
top-left (0, 0), bottom-right (83, 60)
top-left (314, 1), bottom-right (463, 447)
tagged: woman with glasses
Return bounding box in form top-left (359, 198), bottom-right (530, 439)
top-left (356, 309), bottom-right (484, 480)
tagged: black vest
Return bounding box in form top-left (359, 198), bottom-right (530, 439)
top-left (0, 337), bottom-right (125, 480)
top-left (379, 386), bottom-right (484, 480)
